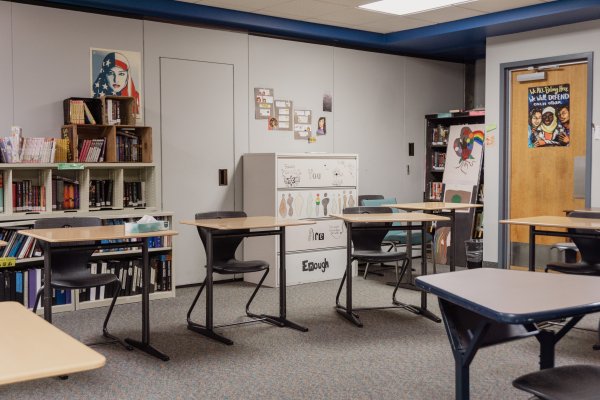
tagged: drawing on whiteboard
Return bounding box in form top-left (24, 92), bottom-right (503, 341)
top-left (329, 223), bottom-right (343, 239)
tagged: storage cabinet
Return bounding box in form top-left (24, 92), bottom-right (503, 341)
top-left (243, 153), bottom-right (358, 287)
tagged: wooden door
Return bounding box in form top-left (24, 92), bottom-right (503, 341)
top-left (509, 63), bottom-right (587, 266)
top-left (160, 58), bottom-right (235, 285)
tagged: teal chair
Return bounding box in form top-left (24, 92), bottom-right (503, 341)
top-left (361, 197), bottom-right (433, 276)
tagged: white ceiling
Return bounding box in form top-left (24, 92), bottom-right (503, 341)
top-left (177, 0), bottom-right (554, 33)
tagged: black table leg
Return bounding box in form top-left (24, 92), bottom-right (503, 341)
top-left (42, 241), bottom-right (52, 323)
top-left (450, 209), bottom-right (456, 272)
top-left (125, 238), bottom-right (170, 360)
top-left (529, 225), bottom-right (536, 271)
top-left (260, 227), bottom-right (308, 332)
top-left (336, 222), bottom-right (362, 327)
top-left (187, 229), bottom-right (234, 345)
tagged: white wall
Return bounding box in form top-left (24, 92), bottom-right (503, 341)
top-left (485, 19), bottom-right (600, 263)
top-left (0, 2), bottom-right (12, 133)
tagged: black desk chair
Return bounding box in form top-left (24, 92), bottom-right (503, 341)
top-left (545, 211), bottom-right (600, 349)
top-left (32, 217), bottom-right (130, 350)
top-left (335, 206), bottom-right (410, 307)
top-left (187, 211), bottom-right (270, 344)
top-left (513, 364), bottom-right (600, 400)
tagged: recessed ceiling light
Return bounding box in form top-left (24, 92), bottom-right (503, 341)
top-left (359, 0), bottom-right (478, 16)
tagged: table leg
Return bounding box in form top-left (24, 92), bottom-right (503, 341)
top-left (336, 222), bottom-right (362, 327)
top-left (187, 229), bottom-right (234, 345)
top-left (260, 227), bottom-right (308, 332)
top-left (388, 221), bottom-right (421, 292)
top-left (42, 241), bottom-right (52, 323)
top-left (529, 226), bottom-right (536, 271)
top-left (125, 238), bottom-right (170, 360)
top-left (451, 209), bottom-right (456, 272)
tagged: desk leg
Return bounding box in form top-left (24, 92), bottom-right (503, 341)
top-left (336, 222), bottom-right (362, 327)
top-left (260, 227), bottom-right (308, 332)
top-left (451, 210), bottom-right (456, 272)
top-left (536, 315), bottom-right (583, 369)
top-left (187, 230), bottom-right (234, 345)
top-left (390, 221), bottom-right (421, 292)
top-left (42, 241), bottom-right (52, 323)
top-left (125, 238), bottom-right (170, 361)
top-left (529, 226), bottom-right (536, 272)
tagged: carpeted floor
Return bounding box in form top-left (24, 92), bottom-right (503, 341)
top-left (1, 266), bottom-right (599, 399)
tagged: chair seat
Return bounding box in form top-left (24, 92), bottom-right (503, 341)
top-left (513, 364), bottom-right (600, 400)
top-left (545, 262), bottom-right (600, 275)
top-left (353, 250), bottom-right (407, 263)
top-left (212, 259), bottom-right (269, 274)
top-left (52, 273), bottom-right (119, 289)
top-left (384, 230), bottom-right (432, 245)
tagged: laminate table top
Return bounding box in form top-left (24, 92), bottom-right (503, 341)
top-left (330, 212), bottom-right (449, 224)
top-left (180, 216), bottom-right (315, 230)
top-left (18, 225), bottom-right (178, 243)
top-left (387, 202), bottom-right (483, 211)
top-left (500, 215), bottom-right (600, 230)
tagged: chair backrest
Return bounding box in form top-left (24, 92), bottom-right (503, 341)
top-left (34, 217), bottom-right (102, 278)
top-left (568, 211), bottom-right (600, 265)
top-left (343, 206), bottom-right (392, 251)
top-left (194, 211), bottom-right (247, 263)
top-left (358, 195), bottom-right (384, 206)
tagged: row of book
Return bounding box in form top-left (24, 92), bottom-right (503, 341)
top-left (432, 124), bottom-right (449, 144)
top-left (0, 227), bottom-right (42, 259)
top-left (52, 176), bottom-right (80, 210)
top-left (0, 137), bottom-right (69, 163)
top-left (89, 179), bottom-right (114, 208)
top-left (67, 100), bottom-right (97, 125)
top-left (0, 270), bottom-right (25, 304)
top-left (428, 182), bottom-right (444, 201)
top-left (12, 181), bottom-right (46, 212)
top-left (106, 99), bottom-right (123, 125)
top-left (77, 138), bottom-right (106, 163)
top-left (124, 181), bottom-right (145, 207)
top-left (0, 174), bottom-right (4, 213)
top-left (431, 152), bottom-right (446, 169)
top-left (116, 129), bottom-right (142, 162)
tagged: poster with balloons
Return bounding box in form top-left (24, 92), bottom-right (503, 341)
top-left (442, 124), bottom-right (485, 187)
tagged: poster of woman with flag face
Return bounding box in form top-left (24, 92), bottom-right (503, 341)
top-left (528, 84), bottom-right (570, 148)
top-left (90, 48), bottom-right (143, 122)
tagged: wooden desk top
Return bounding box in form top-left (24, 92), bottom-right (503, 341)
top-left (500, 215), bottom-right (600, 230)
top-left (416, 269), bottom-right (600, 324)
top-left (564, 207), bottom-right (600, 214)
top-left (330, 212), bottom-right (450, 223)
top-left (388, 202), bottom-right (483, 211)
top-left (0, 302), bottom-right (105, 385)
top-left (180, 216), bottom-right (315, 230)
top-left (18, 225), bottom-right (178, 243)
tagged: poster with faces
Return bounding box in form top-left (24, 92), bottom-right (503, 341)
top-left (294, 109), bottom-right (312, 140)
top-left (90, 48), bottom-right (143, 122)
top-left (254, 87), bottom-right (274, 120)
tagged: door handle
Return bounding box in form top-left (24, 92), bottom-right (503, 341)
top-left (218, 169), bottom-right (228, 186)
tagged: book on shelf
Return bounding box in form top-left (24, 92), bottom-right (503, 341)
top-left (0, 173), bottom-right (4, 213)
top-left (123, 181), bottom-right (145, 207)
top-left (431, 152), bottom-right (446, 169)
top-left (105, 99), bottom-right (122, 125)
top-left (116, 128), bottom-right (142, 162)
top-left (77, 138), bottom-right (106, 162)
top-left (428, 182), bottom-right (444, 201)
top-left (473, 210), bottom-right (484, 239)
top-left (89, 179), bottom-right (113, 208)
top-left (52, 176), bottom-right (79, 211)
top-left (432, 125), bottom-right (449, 144)
top-left (11, 181), bottom-right (45, 212)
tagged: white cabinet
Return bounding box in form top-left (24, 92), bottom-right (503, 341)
top-left (243, 153), bottom-right (358, 287)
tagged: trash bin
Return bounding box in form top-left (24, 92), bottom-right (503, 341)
top-left (465, 239), bottom-right (483, 269)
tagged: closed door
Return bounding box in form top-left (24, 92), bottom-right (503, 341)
top-left (160, 58), bottom-right (234, 285)
top-left (509, 62), bottom-right (588, 268)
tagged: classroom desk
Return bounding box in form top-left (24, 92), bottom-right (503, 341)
top-left (330, 212), bottom-right (450, 326)
top-left (416, 268), bottom-right (600, 400)
top-left (388, 202), bottom-right (483, 272)
top-left (0, 301), bottom-right (105, 385)
top-left (180, 216), bottom-right (314, 345)
top-left (19, 225), bottom-right (178, 361)
top-left (500, 215), bottom-right (600, 271)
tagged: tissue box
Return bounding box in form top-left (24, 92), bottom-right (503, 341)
top-left (125, 221), bottom-right (169, 234)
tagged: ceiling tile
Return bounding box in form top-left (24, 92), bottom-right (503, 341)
top-left (196, 0), bottom-right (294, 12)
top-left (318, 7), bottom-right (391, 25)
top-left (457, 0), bottom-right (546, 13)
top-left (412, 6), bottom-right (484, 23)
top-left (260, 0), bottom-right (345, 19)
top-left (318, 0), bottom-right (372, 6)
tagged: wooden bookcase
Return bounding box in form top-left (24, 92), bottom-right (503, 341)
top-left (424, 111), bottom-right (485, 267)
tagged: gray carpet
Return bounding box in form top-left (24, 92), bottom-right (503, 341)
top-left (1, 266), bottom-right (599, 400)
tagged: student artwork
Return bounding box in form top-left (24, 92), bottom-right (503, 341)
top-left (306, 192), bottom-right (314, 218)
top-left (268, 116), bottom-right (279, 131)
top-left (315, 193), bottom-right (321, 217)
top-left (527, 84), bottom-right (570, 148)
top-left (90, 48), bottom-right (142, 122)
top-left (442, 124), bottom-right (485, 185)
top-left (322, 193), bottom-right (330, 216)
top-left (287, 193), bottom-right (294, 217)
top-left (294, 110), bottom-right (312, 140)
top-left (348, 191), bottom-right (355, 207)
top-left (443, 183), bottom-right (475, 213)
top-left (280, 165), bottom-right (301, 187)
top-left (434, 227), bottom-right (451, 265)
top-left (317, 117), bottom-right (327, 135)
top-left (254, 88), bottom-right (274, 120)
top-left (295, 193), bottom-right (304, 216)
top-left (279, 193), bottom-right (287, 218)
top-left (274, 100), bottom-right (293, 131)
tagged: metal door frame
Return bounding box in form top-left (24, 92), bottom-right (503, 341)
top-left (498, 52), bottom-right (593, 268)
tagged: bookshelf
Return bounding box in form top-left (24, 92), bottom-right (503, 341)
top-left (424, 111), bottom-right (485, 267)
top-left (0, 211), bottom-right (174, 315)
